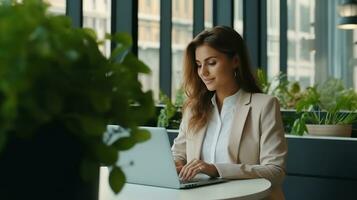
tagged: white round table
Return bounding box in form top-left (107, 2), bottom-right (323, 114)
top-left (99, 167), bottom-right (271, 200)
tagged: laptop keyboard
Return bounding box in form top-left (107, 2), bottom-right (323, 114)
top-left (180, 179), bottom-right (199, 184)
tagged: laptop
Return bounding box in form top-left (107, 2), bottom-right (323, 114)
top-left (109, 126), bottom-right (227, 189)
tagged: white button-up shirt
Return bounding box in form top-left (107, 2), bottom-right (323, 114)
top-left (201, 90), bottom-right (241, 164)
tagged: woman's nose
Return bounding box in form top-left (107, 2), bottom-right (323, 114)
top-left (200, 65), bottom-right (209, 77)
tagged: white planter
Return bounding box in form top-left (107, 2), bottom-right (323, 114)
top-left (306, 124), bottom-right (352, 137)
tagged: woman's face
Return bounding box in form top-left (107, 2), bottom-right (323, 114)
top-left (195, 44), bottom-right (238, 92)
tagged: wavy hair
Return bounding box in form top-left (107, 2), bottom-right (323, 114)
top-left (183, 26), bottom-right (262, 132)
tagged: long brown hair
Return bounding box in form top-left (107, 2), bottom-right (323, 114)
top-left (183, 26), bottom-right (262, 132)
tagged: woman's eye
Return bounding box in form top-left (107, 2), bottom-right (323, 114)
top-left (208, 61), bottom-right (216, 65)
top-left (196, 64), bottom-right (202, 68)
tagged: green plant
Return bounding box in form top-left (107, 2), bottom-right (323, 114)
top-left (256, 69), bottom-right (303, 109)
top-left (0, 0), bottom-right (154, 194)
top-left (157, 88), bottom-right (185, 129)
top-left (291, 78), bottom-right (357, 135)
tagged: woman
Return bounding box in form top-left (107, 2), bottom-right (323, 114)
top-left (171, 26), bottom-right (287, 200)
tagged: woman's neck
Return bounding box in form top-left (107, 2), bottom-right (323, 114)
top-left (215, 85), bottom-right (240, 113)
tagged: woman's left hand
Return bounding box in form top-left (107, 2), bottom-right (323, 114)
top-left (178, 159), bottom-right (219, 181)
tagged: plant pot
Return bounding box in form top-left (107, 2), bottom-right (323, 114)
top-left (0, 124), bottom-right (99, 200)
top-left (306, 124), bottom-right (352, 137)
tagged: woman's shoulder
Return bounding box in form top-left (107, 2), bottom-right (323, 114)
top-left (249, 92), bottom-right (279, 107)
top-left (251, 92), bottom-right (275, 100)
top-left (181, 105), bottom-right (193, 120)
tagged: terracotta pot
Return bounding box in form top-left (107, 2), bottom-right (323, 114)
top-left (306, 124), bottom-right (352, 137)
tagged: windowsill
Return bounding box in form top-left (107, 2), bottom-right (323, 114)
top-left (286, 134), bottom-right (357, 141)
top-left (166, 128), bottom-right (357, 141)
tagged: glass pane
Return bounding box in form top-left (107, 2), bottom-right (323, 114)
top-left (204, 0), bottom-right (213, 29)
top-left (233, 0), bottom-right (243, 35)
top-left (287, 0), bottom-right (295, 30)
top-left (172, 0), bottom-right (193, 101)
top-left (83, 0), bottom-right (111, 57)
top-left (45, 0), bottom-right (66, 15)
top-left (267, 0), bottom-right (280, 80)
top-left (287, 0), bottom-right (315, 88)
top-left (138, 0), bottom-right (160, 101)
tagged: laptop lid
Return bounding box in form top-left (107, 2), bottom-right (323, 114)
top-left (109, 126), bottom-right (227, 189)
top-left (116, 126), bottom-right (181, 189)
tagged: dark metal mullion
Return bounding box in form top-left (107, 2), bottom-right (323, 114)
top-left (66, 0), bottom-right (82, 28)
top-left (243, 0), bottom-right (259, 69)
top-left (131, 0), bottom-right (138, 55)
top-left (259, 0), bottom-right (268, 74)
top-left (160, 0), bottom-right (172, 97)
top-left (111, 0), bottom-right (138, 55)
top-left (213, 0), bottom-right (233, 27)
top-left (280, 0), bottom-right (288, 76)
top-left (193, 0), bottom-right (205, 37)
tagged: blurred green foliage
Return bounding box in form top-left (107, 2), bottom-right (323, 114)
top-left (257, 69), bottom-right (303, 109)
top-left (0, 0), bottom-right (154, 194)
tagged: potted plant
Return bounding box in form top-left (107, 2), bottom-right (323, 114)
top-left (291, 78), bottom-right (357, 137)
top-left (0, 1), bottom-right (154, 199)
top-left (157, 88), bottom-right (185, 130)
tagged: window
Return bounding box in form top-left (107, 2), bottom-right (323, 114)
top-left (184, 0), bottom-right (189, 15)
top-left (92, 0), bottom-right (96, 9)
top-left (175, 0), bottom-right (180, 12)
top-left (299, 37), bottom-right (312, 61)
top-left (172, 0), bottom-right (193, 100)
top-left (299, 76), bottom-right (311, 89)
top-left (138, 0), bottom-right (160, 101)
top-left (299, 4), bottom-right (310, 33)
top-left (83, 0), bottom-right (111, 57)
top-left (45, 0), bottom-right (66, 15)
top-left (287, 0), bottom-right (314, 85)
top-left (287, 0), bottom-right (295, 30)
top-left (204, 0), bottom-right (213, 29)
top-left (146, 0), bottom-right (151, 8)
top-left (288, 39), bottom-right (296, 61)
top-left (267, 0), bottom-right (280, 80)
top-left (234, 0), bottom-right (243, 35)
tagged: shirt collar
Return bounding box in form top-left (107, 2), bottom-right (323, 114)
top-left (211, 89), bottom-right (241, 108)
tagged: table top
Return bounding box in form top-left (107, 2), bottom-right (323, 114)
top-left (99, 167), bottom-right (271, 200)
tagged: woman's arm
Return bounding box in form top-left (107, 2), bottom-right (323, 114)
top-left (171, 111), bottom-right (189, 163)
top-left (214, 97), bottom-right (287, 186)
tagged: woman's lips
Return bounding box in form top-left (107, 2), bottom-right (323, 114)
top-left (203, 78), bottom-right (214, 84)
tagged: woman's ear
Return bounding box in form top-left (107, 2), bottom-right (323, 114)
top-left (233, 55), bottom-right (240, 69)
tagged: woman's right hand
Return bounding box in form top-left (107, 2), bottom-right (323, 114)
top-left (175, 159), bottom-right (186, 173)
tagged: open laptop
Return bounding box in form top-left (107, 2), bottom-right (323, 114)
top-left (111, 126), bottom-right (227, 189)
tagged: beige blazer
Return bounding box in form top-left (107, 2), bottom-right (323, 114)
top-left (172, 90), bottom-right (288, 200)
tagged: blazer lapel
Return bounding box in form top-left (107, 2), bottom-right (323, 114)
top-left (228, 90), bottom-right (252, 163)
top-left (192, 124), bottom-right (207, 160)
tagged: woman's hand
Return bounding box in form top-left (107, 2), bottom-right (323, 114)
top-left (179, 159), bottom-right (219, 181)
top-left (175, 159), bottom-right (186, 173)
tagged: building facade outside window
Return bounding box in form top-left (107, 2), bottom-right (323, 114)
top-left (205, 0), bottom-right (213, 29)
top-left (267, 0), bottom-right (280, 80)
top-left (287, 0), bottom-right (315, 88)
top-left (83, 0), bottom-right (111, 57)
top-left (138, 0), bottom-right (160, 101)
top-left (234, 0), bottom-right (243, 35)
top-left (45, 0), bottom-right (66, 15)
top-left (171, 0), bottom-right (193, 101)
top-left (267, 0), bottom-right (315, 89)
